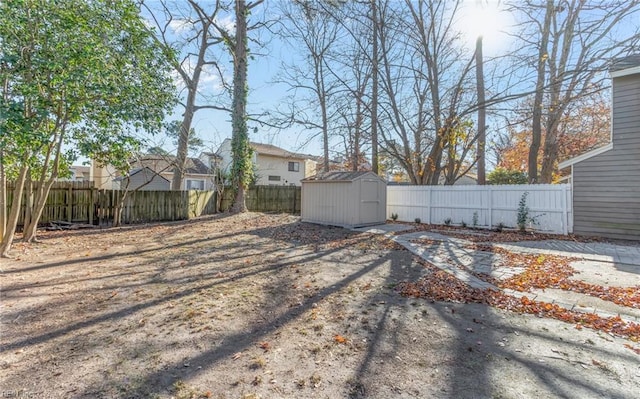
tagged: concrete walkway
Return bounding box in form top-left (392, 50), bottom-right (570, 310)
top-left (497, 240), bottom-right (640, 265)
top-left (353, 224), bottom-right (640, 323)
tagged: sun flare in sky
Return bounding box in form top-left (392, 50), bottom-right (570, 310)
top-left (458, 0), bottom-right (512, 54)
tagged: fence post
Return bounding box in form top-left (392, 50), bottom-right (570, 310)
top-left (67, 185), bottom-right (73, 222)
top-left (292, 186), bottom-right (296, 213)
top-left (562, 184), bottom-right (568, 235)
top-left (487, 186), bottom-right (493, 228)
top-left (89, 188), bottom-right (94, 225)
top-left (427, 187), bottom-right (432, 224)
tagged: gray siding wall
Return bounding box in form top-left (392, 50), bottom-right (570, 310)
top-left (124, 170), bottom-right (170, 191)
top-left (572, 74), bottom-right (640, 240)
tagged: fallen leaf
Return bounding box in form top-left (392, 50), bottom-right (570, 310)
top-left (623, 344), bottom-right (640, 355)
top-left (334, 334), bottom-right (347, 344)
top-left (259, 341), bottom-right (271, 352)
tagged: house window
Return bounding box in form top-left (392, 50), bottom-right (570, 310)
top-left (186, 179), bottom-right (205, 190)
top-left (268, 175), bottom-right (281, 181)
top-left (288, 162), bottom-right (300, 172)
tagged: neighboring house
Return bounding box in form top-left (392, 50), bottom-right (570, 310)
top-left (127, 154), bottom-right (217, 190)
top-left (114, 167), bottom-right (170, 191)
top-left (439, 172), bottom-right (478, 185)
top-left (386, 170), bottom-right (478, 185)
top-left (91, 162), bottom-right (118, 189)
top-left (60, 165), bottom-right (91, 182)
top-left (217, 139), bottom-right (317, 186)
top-left (558, 55), bottom-right (640, 240)
top-left (93, 153), bottom-right (220, 191)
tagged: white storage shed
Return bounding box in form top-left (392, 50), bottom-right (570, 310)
top-left (301, 171), bottom-right (387, 228)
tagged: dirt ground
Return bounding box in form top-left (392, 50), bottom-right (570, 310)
top-left (1, 213), bottom-right (639, 399)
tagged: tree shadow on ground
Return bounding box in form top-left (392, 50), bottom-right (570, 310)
top-left (2, 215), bottom-right (638, 398)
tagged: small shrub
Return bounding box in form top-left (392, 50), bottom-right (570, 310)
top-left (461, 220), bottom-right (467, 228)
top-left (517, 192), bottom-right (529, 231)
top-left (516, 192), bottom-right (545, 232)
top-left (391, 213), bottom-right (398, 221)
top-left (444, 217), bottom-right (452, 226)
top-left (414, 217), bottom-right (421, 224)
top-left (472, 211), bottom-right (479, 229)
top-left (494, 222), bottom-right (505, 232)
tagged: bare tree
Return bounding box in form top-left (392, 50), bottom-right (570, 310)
top-left (374, 0), bottom-right (481, 185)
top-left (274, 1), bottom-right (342, 173)
top-left (143, 0), bottom-right (231, 190)
top-left (513, 0), bottom-right (640, 183)
top-left (475, 33), bottom-right (486, 185)
top-left (214, 0), bottom-right (264, 212)
top-left (370, 0), bottom-right (380, 174)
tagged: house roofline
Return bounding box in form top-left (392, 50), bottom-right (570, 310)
top-left (611, 65), bottom-right (640, 78)
top-left (558, 143), bottom-right (613, 169)
top-left (115, 168), bottom-right (171, 183)
top-left (256, 152), bottom-right (310, 161)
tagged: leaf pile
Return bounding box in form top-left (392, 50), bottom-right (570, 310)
top-left (459, 244), bottom-right (640, 310)
top-left (398, 260), bottom-right (640, 342)
top-left (396, 222), bottom-right (614, 244)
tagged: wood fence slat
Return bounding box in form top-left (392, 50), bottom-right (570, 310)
top-left (6, 182), bottom-right (301, 228)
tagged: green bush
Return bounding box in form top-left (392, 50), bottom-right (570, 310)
top-left (487, 168), bottom-right (528, 185)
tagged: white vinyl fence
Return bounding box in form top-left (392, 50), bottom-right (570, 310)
top-left (387, 184), bottom-right (572, 234)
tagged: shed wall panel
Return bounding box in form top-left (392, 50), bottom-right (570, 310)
top-left (301, 173), bottom-right (387, 228)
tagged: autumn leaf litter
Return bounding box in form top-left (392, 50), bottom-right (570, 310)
top-left (1, 213), bottom-right (640, 399)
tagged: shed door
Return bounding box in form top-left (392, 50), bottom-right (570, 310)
top-left (359, 179), bottom-right (381, 224)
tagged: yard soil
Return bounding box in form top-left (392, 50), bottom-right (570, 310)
top-left (1, 213), bottom-right (639, 399)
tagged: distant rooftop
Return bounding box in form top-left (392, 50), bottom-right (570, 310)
top-left (131, 154), bottom-right (211, 175)
top-left (610, 54), bottom-right (640, 72)
top-left (250, 141), bottom-right (315, 160)
top-left (303, 171), bottom-right (382, 182)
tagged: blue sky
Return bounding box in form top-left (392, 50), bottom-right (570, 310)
top-left (142, 0), bottom-right (517, 160)
top-left (141, 0), bottom-right (637, 165)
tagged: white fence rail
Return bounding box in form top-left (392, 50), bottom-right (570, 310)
top-left (387, 184), bottom-right (572, 235)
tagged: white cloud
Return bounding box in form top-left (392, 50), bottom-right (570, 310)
top-left (168, 18), bottom-right (192, 35)
top-left (214, 15), bottom-right (235, 36)
top-left (171, 57), bottom-right (228, 95)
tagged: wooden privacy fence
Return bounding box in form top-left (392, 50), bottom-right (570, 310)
top-left (95, 189), bottom-right (217, 226)
top-left (220, 185), bottom-right (301, 214)
top-left (7, 181), bottom-right (97, 226)
top-left (5, 182), bottom-right (301, 227)
top-left (387, 184), bottom-right (573, 234)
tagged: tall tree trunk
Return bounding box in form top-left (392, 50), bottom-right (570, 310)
top-left (475, 35), bottom-right (486, 185)
top-left (540, 125), bottom-right (559, 182)
top-left (529, 1), bottom-right (553, 184)
top-left (317, 59), bottom-right (330, 174)
top-left (22, 177), bottom-right (57, 242)
top-left (230, 0), bottom-right (250, 213)
top-left (370, 0), bottom-right (379, 175)
top-left (22, 128), bottom-right (65, 242)
top-left (352, 97), bottom-right (362, 172)
top-left (0, 150), bottom-right (5, 242)
top-left (171, 17), bottom-right (208, 190)
top-left (0, 164), bottom-right (29, 257)
top-left (171, 114), bottom-right (193, 190)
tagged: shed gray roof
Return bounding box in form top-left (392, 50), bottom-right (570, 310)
top-left (303, 171), bottom-right (384, 182)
